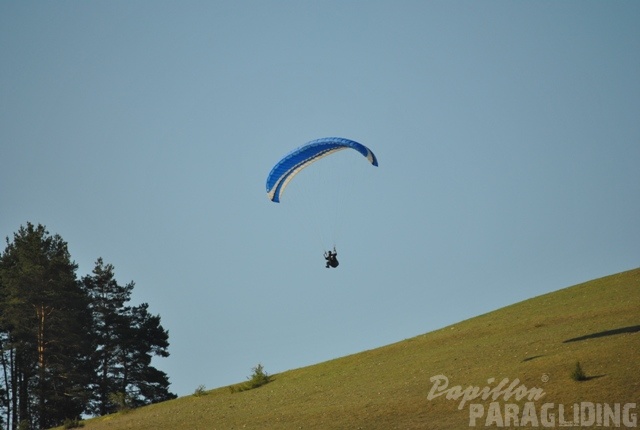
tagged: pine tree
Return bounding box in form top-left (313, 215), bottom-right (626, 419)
top-left (122, 303), bottom-right (175, 406)
top-left (82, 259), bottom-right (175, 415)
top-left (0, 224), bottom-right (175, 426)
top-left (82, 258), bottom-right (133, 415)
top-left (0, 223), bottom-right (92, 429)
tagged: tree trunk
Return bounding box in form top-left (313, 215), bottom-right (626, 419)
top-left (36, 303), bottom-right (51, 429)
top-left (0, 340), bottom-right (12, 430)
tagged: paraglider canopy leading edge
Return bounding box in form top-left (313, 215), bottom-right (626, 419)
top-left (265, 137), bottom-right (378, 203)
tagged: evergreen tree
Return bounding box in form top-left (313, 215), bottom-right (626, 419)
top-left (82, 258), bottom-right (133, 415)
top-left (118, 303), bottom-right (175, 406)
top-left (82, 259), bottom-right (175, 415)
top-left (0, 223), bottom-right (92, 429)
top-left (0, 224), bottom-right (175, 426)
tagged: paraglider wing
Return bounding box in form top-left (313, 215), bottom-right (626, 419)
top-left (266, 137), bottom-right (378, 202)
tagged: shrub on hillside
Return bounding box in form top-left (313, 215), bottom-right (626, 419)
top-left (230, 364), bottom-right (272, 393)
top-left (193, 384), bottom-right (208, 397)
top-left (571, 361), bottom-right (588, 381)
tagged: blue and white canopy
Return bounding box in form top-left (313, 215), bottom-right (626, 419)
top-left (266, 137), bottom-right (378, 202)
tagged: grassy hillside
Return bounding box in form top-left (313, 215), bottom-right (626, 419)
top-left (68, 269), bottom-right (639, 429)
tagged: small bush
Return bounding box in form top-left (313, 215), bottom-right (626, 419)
top-left (230, 364), bottom-right (272, 393)
top-left (246, 363), bottom-right (271, 389)
top-left (109, 391), bottom-right (132, 413)
top-left (193, 384), bottom-right (207, 397)
top-left (571, 361), bottom-right (587, 381)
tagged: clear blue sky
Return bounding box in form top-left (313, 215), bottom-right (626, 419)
top-left (1, 1), bottom-right (638, 397)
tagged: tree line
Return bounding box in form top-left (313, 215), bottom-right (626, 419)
top-left (0, 223), bottom-right (176, 429)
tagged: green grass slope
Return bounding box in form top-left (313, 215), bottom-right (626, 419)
top-left (73, 269), bottom-right (639, 429)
